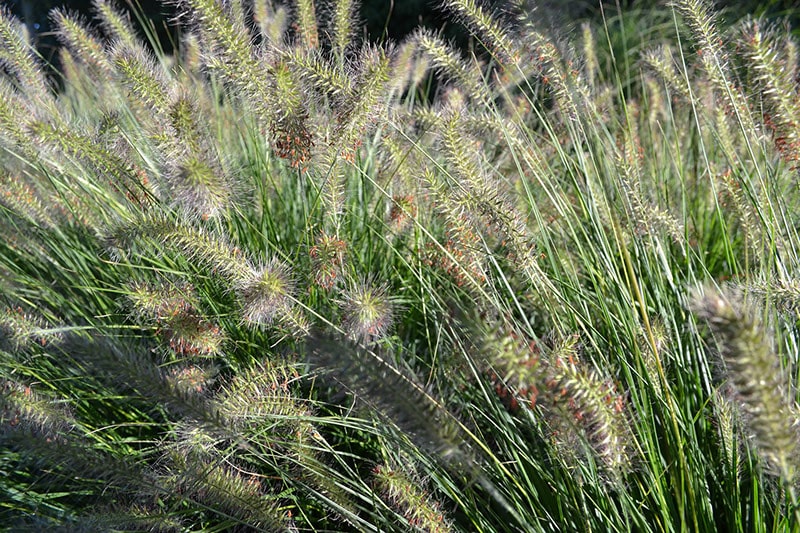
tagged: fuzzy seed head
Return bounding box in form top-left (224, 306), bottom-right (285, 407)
top-left (218, 360), bottom-right (308, 430)
top-left (126, 282), bottom-right (225, 358)
top-left (238, 259), bottom-right (295, 327)
top-left (166, 364), bottom-right (216, 394)
top-left (340, 281), bottom-right (394, 343)
top-left (692, 287), bottom-right (800, 480)
top-left (547, 347), bottom-right (632, 476)
top-left (373, 463), bottom-right (453, 532)
top-left (0, 306), bottom-right (63, 350)
top-left (93, 0), bottom-right (139, 46)
top-left (388, 195), bottom-right (416, 234)
top-left (309, 232), bottom-right (346, 289)
top-left (1, 379), bottom-right (75, 438)
top-left (170, 157), bottom-right (231, 219)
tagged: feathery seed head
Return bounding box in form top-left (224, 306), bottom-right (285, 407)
top-left (373, 463), bottom-right (453, 532)
top-left (670, 0), bottom-right (722, 57)
top-left (0, 306), bottom-right (63, 350)
top-left (111, 44), bottom-right (171, 113)
top-left (93, 0), bottom-right (139, 46)
top-left (0, 7), bottom-right (53, 105)
top-left (280, 306), bottom-right (311, 338)
top-left (581, 22), bottom-right (598, 87)
top-left (691, 286), bottom-right (800, 480)
top-left (126, 281), bottom-right (226, 358)
top-left (711, 385), bottom-right (739, 468)
top-left (441, 0), bottom-right (518, 67)
top-left (738, 17), bottom-right (800, 165)
top-left (163, 316), bottom-right (226, 358)
top-left (218, 360), bottom-right (308, 430)
top-left (253, 0), bottom-right (289, 46)
top-left (155, 93), bottom-right (233, 218)
top-left (181, 0), bottom-right (275, 124)
top-left (0, 173), bottom-right (56, 226)
top-left (51, 9), bottom-right (114, 76)
top-left (292, 0), bottom-right (319, 49)
top-left (107, 216), bottom-right (251, 278)
top-left (170, 422), bottom-right (218, 462)
top-left (332, 45), bottom-right (391, 163)
top-left (0, 79), bottom-right (36, 146)
top-left (1, 380), bottom-right (75, 438)
top-left (126, 280), bottom-right (194, 321)
top-left (483, 327), bottom-right (543, 411)
top-left (163, 431), bottom-right (288, 529)
top-left (270, 60), bottom-right (314, 170)
top-left (170, 157), bottom-right (231, 219)
top-left (168, 94), bottom-right (203, 148)
top-left (545, 336), bottom-right (633, 477)
top-left (179, 31), bottom-right (203, 74)
top-left (389, 39), bottom-right (429, 95)
top-left (285, 46), bottom-right (353, 98)
top-left (414, 28), bottom-right (490, 105)
top-left (329, 0), bottom-right (360, 59)
top-left (339, 280), bottom-right (394, 343)
top-left (237, 258), bottom-right (296, 327)
top-left (671, 0), bottom-right (756, 135)
top-left (744, 279), bottom-right (800, 317)
top-left (166, 364), bottom-right (216, 394)
top-left (309, 231), bottom-right (347, 289)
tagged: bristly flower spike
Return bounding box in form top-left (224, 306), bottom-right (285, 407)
top-left (237, 258), bottom-right (296, 328)
top-left (339, 280), bottom-right (395, 344)
top-left (440, 0), bottom-right (518, 67)
top-left (0, 7), bottom-right (54, 107)
top-left (293, 0), bottom-right (319, 49)
top-left (92, 0), bottom-right (140, 47)
top-left (330, 0), bottom-right (359, 61)
top-left (691, 287), bottom-right (800, 481)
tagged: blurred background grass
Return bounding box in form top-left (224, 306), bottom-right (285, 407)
top-left (7, 0), bottom-right (800, 71)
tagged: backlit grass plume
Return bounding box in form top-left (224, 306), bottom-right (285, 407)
top-left (373, 462), bottom-right (453, 532)
top-left (93, 0), bottom-right (140, 47)
top-left (339, 279), bottom-right (395, 344)
top-left (441, 0), bottom-right (518, 66)
top-left (51, 9), bottom-right (114, 79)
top-left (293, 0), bottom-right (319, 49)
top-left (237, 257), bottom-right (297, 328)
top-left (0, 7), bottom-right (53, 106)
top-left (329, 0), bottom-right (359, 61)
top-left (691, 287), bottom-right (800, 482)
top-left (671, 0), bottom-right (757, 138)
top-left (126, 280), bottom-right (226, 359)
top-left (414, 28), bottom-right (490, 105)
top-left (738, 17), bottom-right (800, 166)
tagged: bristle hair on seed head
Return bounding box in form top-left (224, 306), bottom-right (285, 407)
top-left (691, 286), bottom-right (800, 481)
top-left (440, 0), bottom-right (518, 66)
top-left (92, 0), bottom-right (140, 47)
top-left (338, 279), bottom-right (395, 344)
top-left (292, 0), bottom-right (320, 49)
top-left (236, 258), bottom-right (296, 327)
top-left (0, 7), bottom-right (53, 104)
top-left (51, 9), bottom-right (114, 75)
top-left (110, 42), bottom-right (172, 113)
top-left (326, 0), bottom-right (361, 60)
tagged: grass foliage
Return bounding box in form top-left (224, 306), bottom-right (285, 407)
top-left (1, 0), bottom-right (800, 530)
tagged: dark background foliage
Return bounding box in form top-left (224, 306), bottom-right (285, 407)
top-left (5, 0), bottom-right (460, 62)
top-left (7, 0), bottom-right (798, 63)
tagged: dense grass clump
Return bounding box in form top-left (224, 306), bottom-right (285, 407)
top-left (2, 0), bottom-right (800, 530)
